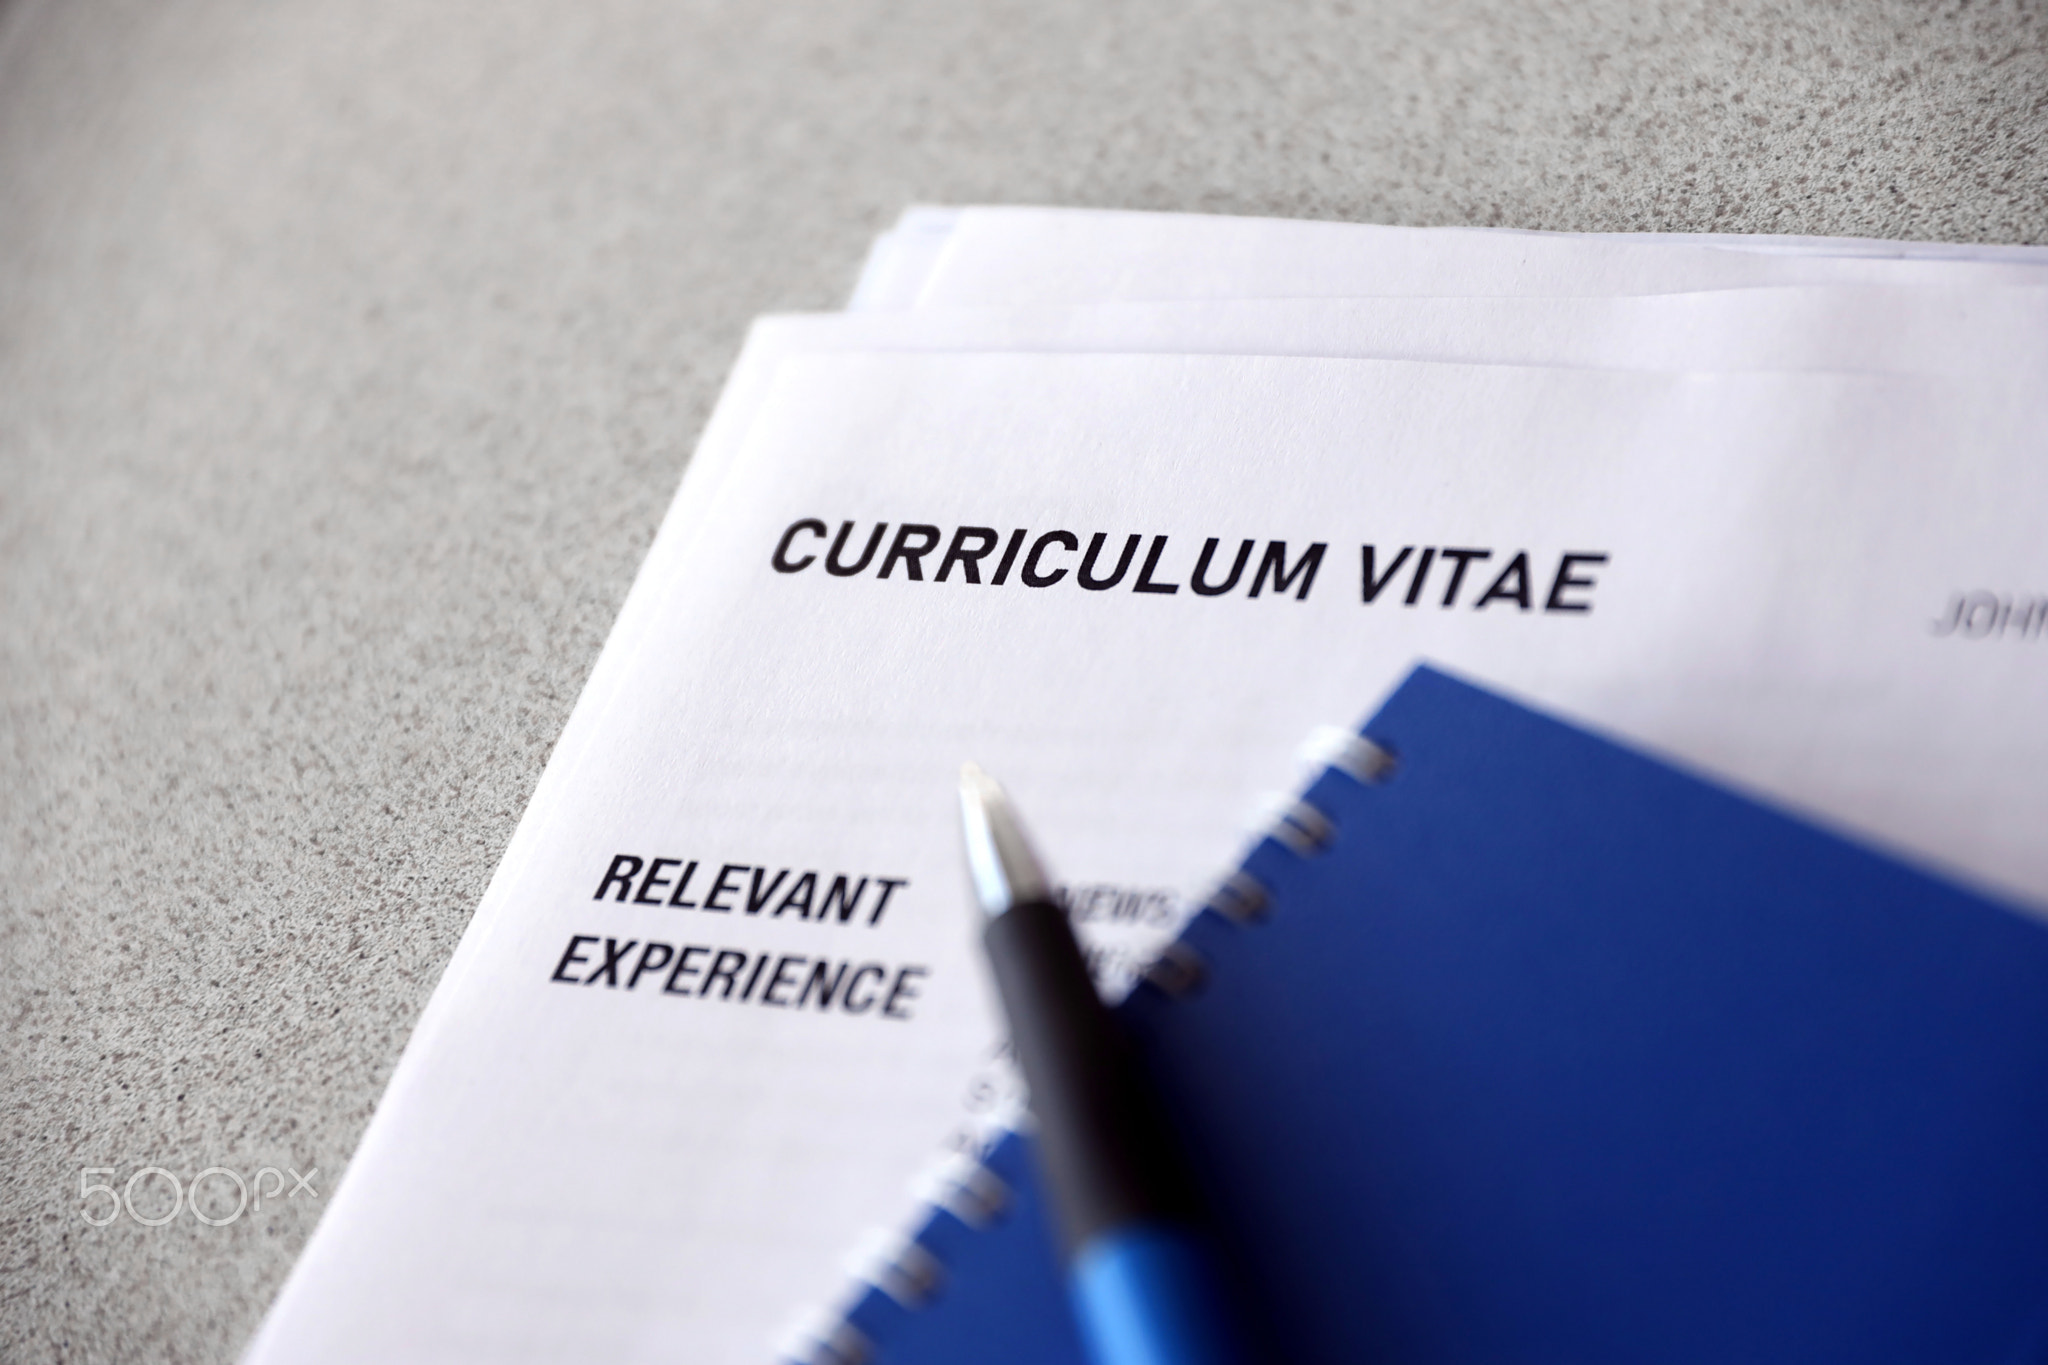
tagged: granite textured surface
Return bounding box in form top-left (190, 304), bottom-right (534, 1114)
top-left (1, 0), bottom-right (2043, 1359)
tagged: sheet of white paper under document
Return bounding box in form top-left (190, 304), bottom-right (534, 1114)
top-left (849, 206), bottom-right (2048, 310)
top-left (906, 206), bottom-right (2048, 306)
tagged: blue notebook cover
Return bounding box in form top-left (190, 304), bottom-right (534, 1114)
top-left (821, 665), bottom-right (2048, 1365)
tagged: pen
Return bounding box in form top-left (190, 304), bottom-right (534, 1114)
top-left (959, 764), bottom-right (1246, 1365)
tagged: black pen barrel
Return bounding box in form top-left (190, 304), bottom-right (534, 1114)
top-left (982, 898), bottom-right (1194, 1260)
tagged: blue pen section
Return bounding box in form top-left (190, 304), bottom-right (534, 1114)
top-left (1070, 1226), bottom-right (1240, 1365)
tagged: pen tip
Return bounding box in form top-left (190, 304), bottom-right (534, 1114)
top-left (958, 763), bottom-right (1052, 917)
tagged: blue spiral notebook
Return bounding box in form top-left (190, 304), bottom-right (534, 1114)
top-left (810, 665), bottom-right (2048, 1365)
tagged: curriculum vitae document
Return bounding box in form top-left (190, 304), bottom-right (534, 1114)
top-left (526, 284), bottom-right (2048, 862)
top-left (247, 353), bottom-right (2047, 1365)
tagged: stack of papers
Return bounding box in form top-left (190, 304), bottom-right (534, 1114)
top-left (244, 208), bottom-right (2048, 1365)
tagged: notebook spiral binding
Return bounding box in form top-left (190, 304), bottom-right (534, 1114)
top-left (776, 725), bottom-right (1395, 1365)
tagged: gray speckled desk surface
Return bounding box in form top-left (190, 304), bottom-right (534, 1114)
top-left (1, 0), bottom-right (2042, 1358)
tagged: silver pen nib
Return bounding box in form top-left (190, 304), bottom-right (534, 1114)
top-left (959, 762), bottom-right (1053, 917)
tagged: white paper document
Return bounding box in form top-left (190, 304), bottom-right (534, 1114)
top-left (907, 206), bottom-right (2048, 306)
top-left (248, 347), bottom-right (2046, 1365)
top-left (849, 205), bottom-right (2048, 312)
top-left (531, 283), bottom-right (2048, 871)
